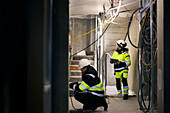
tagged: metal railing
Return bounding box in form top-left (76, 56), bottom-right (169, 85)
top-left (102, 52), bottom-right (113, 92)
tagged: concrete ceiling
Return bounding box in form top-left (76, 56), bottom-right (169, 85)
top-left (70, 0), bottom-right (140, 18)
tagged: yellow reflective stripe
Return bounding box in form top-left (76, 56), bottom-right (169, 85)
top-left (79, 84), bottom-right (86, 91)
top-left (95, 81), bottom-right (102, 87)
top-left (117, 92), bottom-right (122, 94)
top-left (125, 53), bottom-right (131, 66)
top-left (125, 60), bottom-right (131, 66)
top-left (82, 81), bottom-right (90, 88)
top-left (79, 81), bottom-right (90, 91)
top-left (123, 88), bottom-right (129, 91)
top-left (117, 89), bottom-right (122, 94)
top-left (123, 86), bottom-right (128, 94)
top-left (88, 86), bottom-right (104, 91)
top-left (88, 82), bottom-right (104, 91)
top-left (112, 50), bottom-right (131, 63)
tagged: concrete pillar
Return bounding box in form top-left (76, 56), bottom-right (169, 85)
top-left (157, 0), bottom-right (164, 113)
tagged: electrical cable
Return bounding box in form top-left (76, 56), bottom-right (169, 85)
top-left (70, 16), bottom-right (113, 42)
top-left (70, 93), bottom-right (77, 110)
top-left (105, 0), bottom-right (139, 15)
top-left (138, 10), bottom-right (152, 113)
top-left (124, 7), bottom-right (142, 48)
top-left (69, 0), bottom-right (157, 111)
top-left (69, 1), bottom-right (121, 110)
top-left (137, 2), bottom-right (157, 112)
top-left (106, 0), bottom-right (121, 24)
top-left (121, 3), bottom-right (139, 21)
top-left (124, 0), bottom-right (157, 49)
top-left (69, 22), bottom-right (111, 111)
top-left (139, 11), bottom-right (153, 66)
top-left (70, 8), bottom-right (138, 42)
top-left (71, 22), bottom-right (111, 57)
top-left (141, 82), bottom-right (151, 113)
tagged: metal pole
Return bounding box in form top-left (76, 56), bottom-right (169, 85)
top-left (94, 16), bottom-right (98, 71)
top-left (99, 17), bottom-right (103, 78)
top-left (105, 54), bottom-right (108, 92)
top-left (97, 17), bottom-right (101, 73)
top-left (102, 53), bottom-right (108, 92)
top-left (138, 0), bottom-right (143, 110)
top-left (150, 0), bottom-right (153, 109)
top-left (150, 0), bottom-right (157, 109)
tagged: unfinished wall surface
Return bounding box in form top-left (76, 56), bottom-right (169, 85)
top-left (103, 17), bottom-right (130, 86)
top-left (70, 18), bottom-right (95, 55)
top-left (70, 16), bottom-right (140, 95)
top-left (127, 15), bottom-right (140, 95)
top-left (103, 16), bottom-right (139, 95)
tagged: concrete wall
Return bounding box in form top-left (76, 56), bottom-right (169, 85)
top-left (103, 17), bottom-right (130, 86)
top-left (70, 16), bottom-right (140, 95)
top-left (127, 14), bottom-right (140, 95)
top-left (70, 17), bottom-right (95, 55)
top-left (103, 16), bottom-right (139, 95)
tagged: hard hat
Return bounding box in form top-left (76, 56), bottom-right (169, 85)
top-left (78, 59), bottom-right (91, 69)
top-left (116, 40), bottom-right (127, 48)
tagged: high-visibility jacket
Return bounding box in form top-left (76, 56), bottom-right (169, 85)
top-left (72, 66), bottom-right (104, 97)
top-left (112, 48), bottom-right (131, 78)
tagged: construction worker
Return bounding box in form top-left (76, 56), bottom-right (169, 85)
top-left (110, 40), bottom-right (131, 100)
top-left (69, 59), bottom-right (108, 111)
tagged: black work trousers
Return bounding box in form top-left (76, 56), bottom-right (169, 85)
top-left (74, 92), bottom-right (107, 111)
top-left (116, 77), bottom-right (128, 90)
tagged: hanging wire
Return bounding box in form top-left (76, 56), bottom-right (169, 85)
top-left (138, 0), bottom-right (157, 111)
top-left (70, 16), bottom-right (113, 42)
top-left (71, 22), bottom-right (111, 57)
top-left (124, 7), bottom-right (142, 48)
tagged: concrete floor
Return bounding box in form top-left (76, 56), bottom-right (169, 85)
top-left (69, 96), bottom-right (143, 113)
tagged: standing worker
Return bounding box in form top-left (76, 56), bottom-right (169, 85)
top-left (110, 40), bottom-right (131, 100)
top-left (69, 59), bottom-right (108, 111)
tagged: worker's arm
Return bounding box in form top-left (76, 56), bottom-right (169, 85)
top-left (110, 52), bottom-right (117, 64)
top-left (69, 80), bottom-right (91, 92)
top-left (70, 82), bottom-right (83, 93)
top-left (69, 82), bottom-right (78, 90)
top-left (124, 52), bottom-right (131, 66)
top-left (116, 53), bottom-right (131, 67)
top-left (78, 74), bottom-right (97, 92)
top-left (114, 53), bottom-right (131, 67)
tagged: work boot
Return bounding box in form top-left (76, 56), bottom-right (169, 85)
top-left (103, 103), bottom-right (108, 111)
top-left (123, 94), bottom-right (128, 100)
top-left (102, 97), bottom-right (108, 111)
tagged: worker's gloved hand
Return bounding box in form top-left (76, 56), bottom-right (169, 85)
top-left (119, 61), bottom-right (126, 67)
top-left (69, 82), bottom-right (78, 89)
top-left (110, 59), bottom-right (113, 64)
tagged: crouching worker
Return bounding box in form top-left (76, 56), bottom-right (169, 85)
top-left (69, 59), bottom-right (108, 111)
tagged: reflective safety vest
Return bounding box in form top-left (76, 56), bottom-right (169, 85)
top-left (78, 74), bottom-right (104, 97)
top-left (112, 48), bottom-right (131, 73)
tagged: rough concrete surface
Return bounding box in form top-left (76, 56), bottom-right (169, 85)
top-left (69, 96), bottom-right (143, 113)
